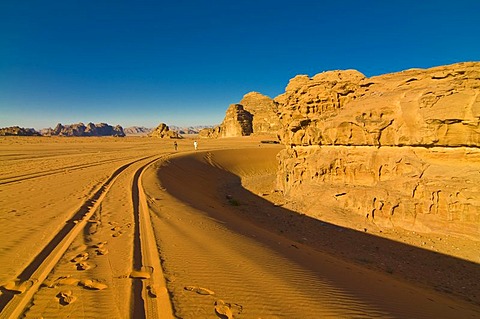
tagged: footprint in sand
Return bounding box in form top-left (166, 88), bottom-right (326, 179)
top-left (112, 231), bottom-right (123, 237)
top-left (147, 285), bottom-right (158, 298)
top-left (75, 261), bottom-right (92, 270)
top-left (44, 276), bottom-right (80, 288)
top-left (57, 290), bottom-right (77, 305)
top-left (70, 252), bottom-right (89, 263)
top-left (79, 279), bottom-right (108, 290)
top-left (214, 300), bottom-right (233, 319)
top-left (96, 247), bottom-right (109, 255)
top-left (184, 285), bottom-right (215, 295)
top-left (91, 241), bottom-right (109, 255)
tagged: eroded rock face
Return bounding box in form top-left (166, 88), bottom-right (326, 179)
top-left (148, 123), bottom-right (182, 139)
top-left (276, 63), bottom-right (480, 147)
top-left (239, 92), bottom-right (281, 136)
top-left (203, 104), bottom-right (253, 138)
top-left (201, 93), bottom-right (279, 138)
top-left (221, 104), bottom-right (253, 137)
top-left (276, 62), bottom-right (480, 237)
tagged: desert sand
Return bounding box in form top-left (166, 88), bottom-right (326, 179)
top-left (0, 136), bottom-right (479, 318)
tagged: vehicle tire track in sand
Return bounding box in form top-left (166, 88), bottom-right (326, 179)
top-left (0, 155), bottom-right (157, 318)
top-left (0, 155), bottom-right (137, 185)
top-left (130, 156), bottom-right (174, 319)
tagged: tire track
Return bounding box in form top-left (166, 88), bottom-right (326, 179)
top-left (0, 155), bottom-right (159, 319)
top-left (0, 155), bottom-right (138, 185)
top-left (130, 156), bottom-right (174, 319)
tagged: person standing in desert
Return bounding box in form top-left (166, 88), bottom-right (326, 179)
top-left (193, 140), bottom-right (198, 150)
top-left (173, 141), bottom-right (178, 151)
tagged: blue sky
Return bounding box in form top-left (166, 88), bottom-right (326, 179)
top-left (1, 0), bottom-right (479, 129)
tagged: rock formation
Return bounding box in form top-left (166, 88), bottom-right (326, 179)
top-left (201, 92), bottom-right (279, 138)
top-left (42, 123), bottom-right (125, 137)
top-left (239, 92), bottom-right (281, 136)
top-left (0, 126), bottom-right (40, 136)
top-left (275, 62), bottom-right (480, 238)
top-left (201, 104), bottom-right (253, 138)
top-left (148, 123), bottom-right (182, 139)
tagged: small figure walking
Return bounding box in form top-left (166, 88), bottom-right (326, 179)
top-left (193, 140), bottom-right (198, 151)
top-left (173, 141), bottom-right (178, 151)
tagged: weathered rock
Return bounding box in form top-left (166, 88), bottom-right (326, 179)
top-left (148, 123), bottom-right (183, 139)
top-left (220, 104), bottom-right (253, 137)
top-left (276, 63), bottom-right (480, 147)
top-left (199, 126), bottom-right (221, 138)
top-left (0, 126), bottom-right (40, 136)
top-left (275, 62), bottom-right (480, 238)
top-left (42, 122), bottom-right (125, 137)
top-left (203, 104), bottom-right (253, 138)
top-left (239, 92), bottom-right (281, 136)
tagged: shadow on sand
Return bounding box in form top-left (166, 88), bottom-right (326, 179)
top-left (155, 150), bottom-right (480, 317)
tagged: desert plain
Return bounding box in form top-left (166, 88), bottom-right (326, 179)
top-left (0, 135), bottom-right (479, 319)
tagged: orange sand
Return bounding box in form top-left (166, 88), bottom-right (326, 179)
top-left (0, 136), bottom-right (479, 318)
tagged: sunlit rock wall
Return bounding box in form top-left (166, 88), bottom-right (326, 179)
top-left (276, 62), bottom-right (480, 237)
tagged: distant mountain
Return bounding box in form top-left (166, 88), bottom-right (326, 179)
top-left (124, 126), bottom-right (153, 136)
top-left (0, 126), bottom-right (41, 136)
top-left (41, 122), bottom-right (125, 137)
top-left (169, 125), bottom-right (215, 134)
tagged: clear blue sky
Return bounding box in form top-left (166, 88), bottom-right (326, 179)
top-left (1, 0), bottom-right (479, 129)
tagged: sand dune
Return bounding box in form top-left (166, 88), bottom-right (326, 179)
top-left (0, 136), bottom-right (479, 318)
top-left (147, 148), bottom-right (480, 318)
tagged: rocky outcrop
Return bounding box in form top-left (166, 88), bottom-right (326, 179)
top-left (276, 63), bottom-right (480, 147)
top-left (201, 104), bottom-right (253, 138)
top-left (148, 123), bottom-right (183, 139)
top-left (201, 92), bottom-right (279, 138)
top-left (221, 104), bottom-right (253, 137)
top-left (239, 92), bottom-right (281, 136)
top-left (42, 123), bottom-right (125, 137)
top-left (275, 62), bottom-right (480, 238)
top-left (0, 126), bottom-right (40, 136)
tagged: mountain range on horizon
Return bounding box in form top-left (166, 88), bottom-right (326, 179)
top-left (0, 123), bottom-right (215, 137)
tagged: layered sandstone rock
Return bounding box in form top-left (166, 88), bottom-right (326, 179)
top-left (275, 62), bottom-right (480, 238)
top-left (42, 123), bottom-right (125, 137)
top-left (148, 123), bottom-right (182, 139)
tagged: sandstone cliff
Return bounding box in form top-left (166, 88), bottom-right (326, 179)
top-left (275, 62), bottom-right (480, 238)
top-left (148, 123), bottom-right (183, 139)
top-left (42, 122), bottom-right (125, 137)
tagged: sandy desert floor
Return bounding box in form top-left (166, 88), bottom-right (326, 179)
top-left (0, 136), bottom-right (479, 318)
